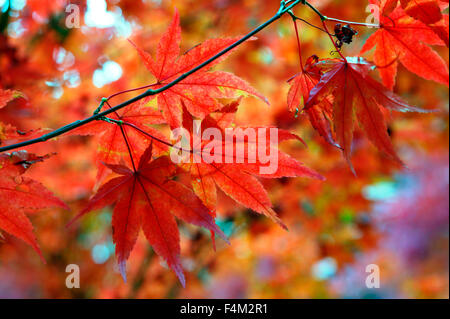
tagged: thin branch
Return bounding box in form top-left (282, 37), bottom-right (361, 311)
top-left (303, 0), bottom-right (379, 27)
top-left (288, 12), bottom-right (329, 34)
top-left (107, 83), bottom-right (159, 101)
top-left (0, 0), bottom-right (305, 154)
top-left (325, 16), bottom-right (379, 28)
top-left (104, 100), bottom-right (120, 118)
top-left (304, 0), bottom-right (327, 21)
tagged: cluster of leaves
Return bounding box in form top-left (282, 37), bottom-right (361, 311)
top-left (0, 0), bottom-right (448, 289)
top-left (288, 0), bottom-right (448, 171)
top-left (1, 7), bottom-right (323, 285)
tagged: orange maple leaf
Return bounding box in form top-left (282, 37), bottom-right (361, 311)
top-left (129, 9), bottom-right (268, 128)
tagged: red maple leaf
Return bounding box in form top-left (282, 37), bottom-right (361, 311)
top-left (287, 55), bottom-right (338, 147)
top-left (361, 5), bottom-right (448, 89)
top-left (400, 0), bottom-right (443, 24)
top-left (428, 12), bottom-right (449, 47)
top-left (398, 0), bottom-right (449, 46)
top-left (69, 145), bottom-right (228, 286)
top-left (305, 57), bottom-right (431, 173)
top-left (129, 9), bottom-right (268, 128)
top-left (0, 151), bottom-right (68, 261)
top-left (179, 100), bottom-right (324, 229)
top-left (374, 0), bottom-right (448, 26)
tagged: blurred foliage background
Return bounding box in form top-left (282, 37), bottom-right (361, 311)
top-left (0, 0), bottom-right (448, 298)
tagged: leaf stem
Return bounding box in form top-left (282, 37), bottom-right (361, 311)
top-left (321, 20), bottom-right (346, 60)
top-left (122, 121), bottom-right (181, 151)
top-left (292, 17), bottom-right (305, 72)
top-left (119, 125), bottom-right (138, 172)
